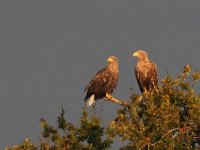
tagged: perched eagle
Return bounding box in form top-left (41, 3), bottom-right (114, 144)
top-left (133, 50), bottom-right (158, 93)
top-left (84, 56), bottom-right (119, 106)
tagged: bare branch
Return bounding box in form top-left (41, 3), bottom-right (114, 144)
top-left (151, 128), bottom-right (179, 147)
top-left (105, 93), bottom-right (130, 107)
top-left (151, 127), bottom-right (191, 147)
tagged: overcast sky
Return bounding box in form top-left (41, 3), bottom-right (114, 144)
top-left (0, 1), bottom-right (200, 148)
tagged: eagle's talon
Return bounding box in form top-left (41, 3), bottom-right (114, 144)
top-left (106, 93), bottom-right (113, 99)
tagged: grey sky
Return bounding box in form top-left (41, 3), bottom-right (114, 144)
top-left (0, 1), bottom-right (200, 148)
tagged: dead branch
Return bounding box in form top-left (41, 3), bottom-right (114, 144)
top-left (151, 128), bottom-right (179, 147)
top-left (151, 127), bottom-right (191, 147)
top-left (105, 93), bottom-right (130, 107)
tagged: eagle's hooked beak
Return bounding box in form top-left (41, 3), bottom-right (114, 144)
top-left (133, 52), bottom-right (139, 57)
top-left (107, 57), bottom-right (113, 63)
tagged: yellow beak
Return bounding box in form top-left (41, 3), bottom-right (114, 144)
top-left (107, 57), bottom-right (113, 62)
top-left (133, 52), bottom-right (139, 57)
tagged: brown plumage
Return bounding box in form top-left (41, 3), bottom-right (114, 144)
top-left (133, 50), bottom-right (158, 93)
top-left (84, 56), bottom-right (119, 106)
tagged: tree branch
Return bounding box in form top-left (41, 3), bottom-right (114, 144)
top-left (151, 128), bottom-right (179, 147)
top-left (105, 93), bottom-right (130, 107)
top-left (151, 127), bottom-right (191, 147)
top-left (129, 96), bottom-right (144, 131)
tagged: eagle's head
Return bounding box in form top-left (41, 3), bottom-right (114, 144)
top-left (107, 56), bottom-right (118, 64)
top-left (133, 50), bottom-right (148, 61)
top-left (107, 56), bottom-right (119, 74)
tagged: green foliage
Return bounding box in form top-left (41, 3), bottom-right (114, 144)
top-left (39, 108), bottom-right (112, 150)
top-left (7, 65), bottom-right (200, 149)
top-left (5, 139), bottom-right (37, 150)
top-left (108, 65), bottom-right (200, 149)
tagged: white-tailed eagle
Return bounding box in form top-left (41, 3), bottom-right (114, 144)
top-left (84, 56), bottom-right (119, 106)
top-left (133, 50), bottom-right (158, 93)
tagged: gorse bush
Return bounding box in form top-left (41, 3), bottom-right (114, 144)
top-left (6, 65), bottom-right (200, 150)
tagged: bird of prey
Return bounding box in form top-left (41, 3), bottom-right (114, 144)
top-left (133, 50), bottom-right (158, 93)
top-left (84, 56), bottom-right (119, 106)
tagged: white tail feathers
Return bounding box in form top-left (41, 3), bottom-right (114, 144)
top-left (85, 94), bottom-right (95, 106)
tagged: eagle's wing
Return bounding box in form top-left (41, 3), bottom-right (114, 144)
top-left (135, 66), bottom-right (143, 92)
top-left (150, 63), bottom-right (158, 88)
top-left (135, 61), bottom-right (158, 93)
top-left (84, 65), bottom-right (118, 101)
top-left (84, 67), bottom-right (108, 92)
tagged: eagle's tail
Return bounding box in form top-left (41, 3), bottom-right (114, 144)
top-left (85, 94), bottom-right (95, 106)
